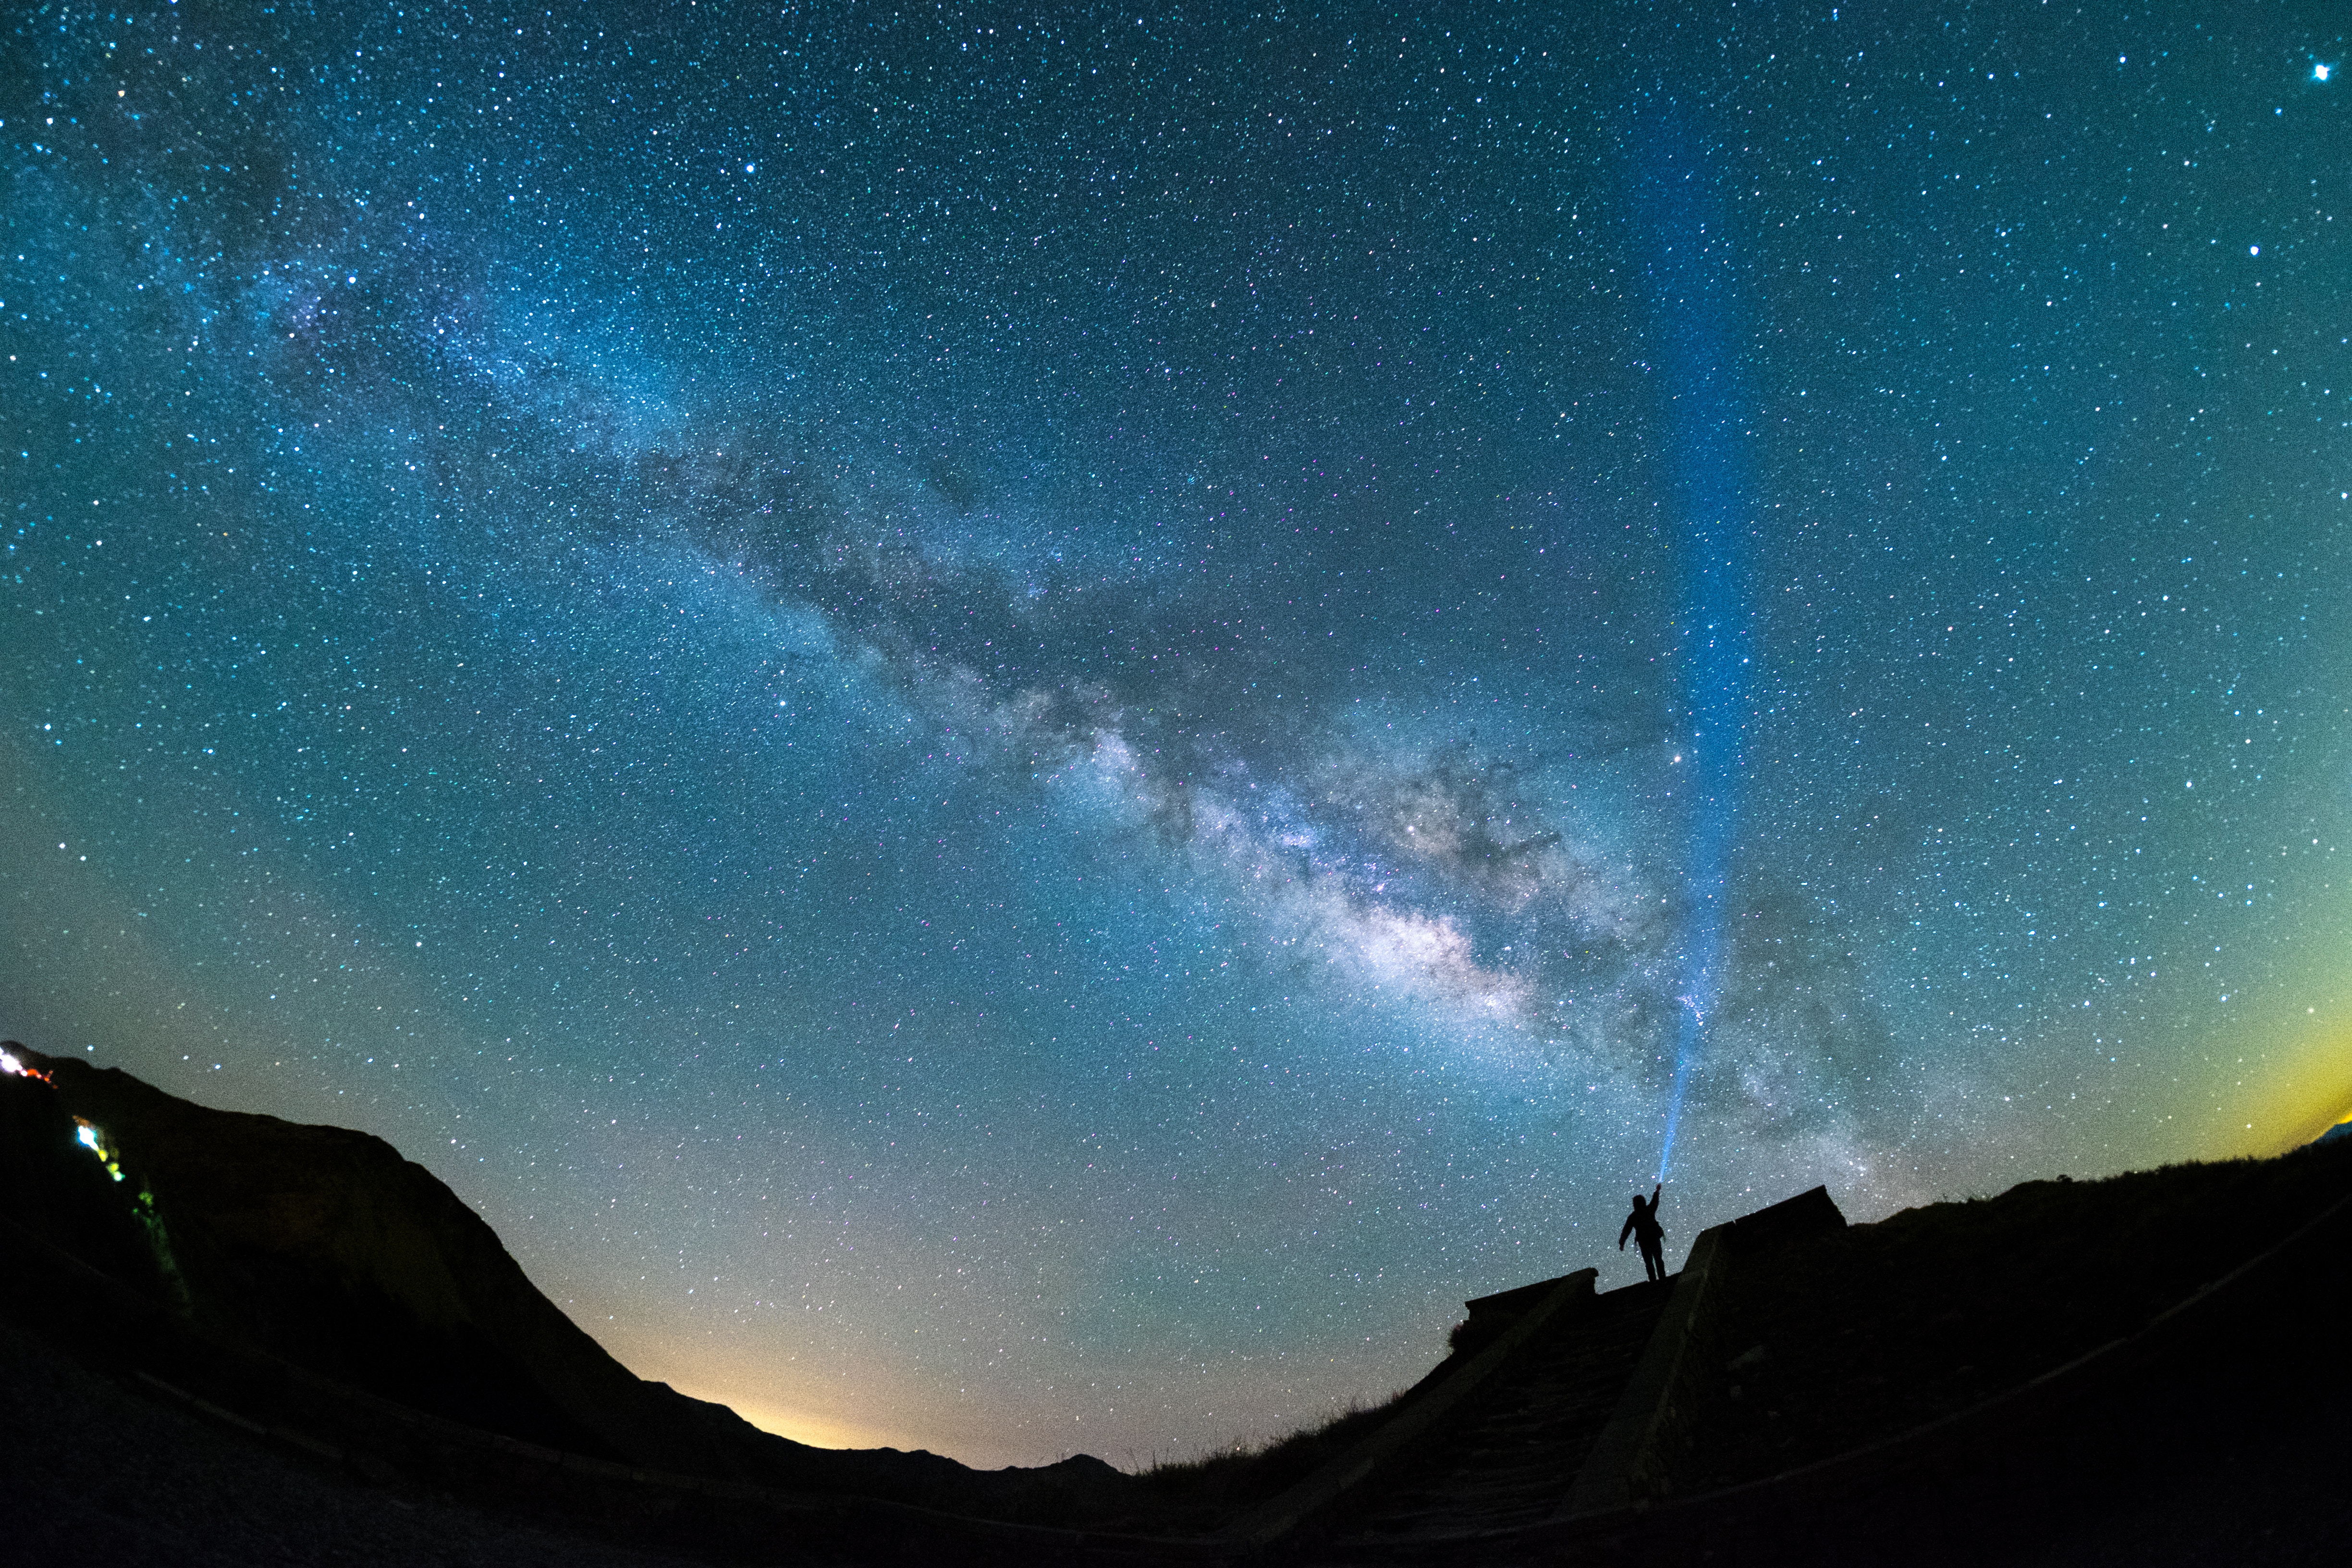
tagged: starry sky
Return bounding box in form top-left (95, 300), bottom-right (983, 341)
top-left (5, 0), bottom-right (2350, 1470)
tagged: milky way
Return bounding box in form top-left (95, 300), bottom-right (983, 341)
top-left (5, 2), bottom-right (2350, 1467)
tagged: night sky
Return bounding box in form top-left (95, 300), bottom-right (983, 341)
top-left (6, 1), bottom-right (2350, 1470)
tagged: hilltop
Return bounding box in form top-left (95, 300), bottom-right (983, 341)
top-left (4, 1039), bottom-right (2347, 1564)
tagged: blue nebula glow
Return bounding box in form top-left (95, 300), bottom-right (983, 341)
top-left (5, 0), bottom-right (2349, 1471)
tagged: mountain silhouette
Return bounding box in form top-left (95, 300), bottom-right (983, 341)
top-left (0, 1042), bottom-right (1119, 1524)
top-left (6, 1038), bottom-right (2350, 1565)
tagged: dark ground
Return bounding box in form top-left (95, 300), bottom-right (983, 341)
top-left (6, 1086), bottom-right (2349, 1565)
top-left (1484, 1141), bottom-right (2352, 1568)
top-left (0, 1316), bottom-right (743, 1568)
top-left (1686, 1144), bottom-right (2352, 1496)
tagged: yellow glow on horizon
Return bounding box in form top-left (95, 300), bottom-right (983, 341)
top-left (2215, 1012), bottom-right (2352, 1155)
top-left (2139, 894), bottom-right (2352, 1158)
top-left (661, 1379), bottom-right (924, 1456)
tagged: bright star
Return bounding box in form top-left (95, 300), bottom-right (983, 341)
top-left (2317, 62), bottom-right (2333, 83)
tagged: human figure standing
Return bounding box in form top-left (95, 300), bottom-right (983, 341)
top-left (1618, 1184), bottom-right (1666, 1283)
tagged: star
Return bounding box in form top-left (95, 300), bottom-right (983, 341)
top-left (5, 0), bottom-right (2346, 1473)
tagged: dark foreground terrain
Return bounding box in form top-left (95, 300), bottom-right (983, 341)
top-left (4, 1040), bottom-right (2347, 1564)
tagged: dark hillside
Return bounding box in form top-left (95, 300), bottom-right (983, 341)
top-left (0, 1043), bottom-right (1129, 1526)
top-left (0, 1044), bottom-right (179, 1306)
top-left (6, 1032), bottom-right (2348, 1564)
top-left (9, 1045), bottom-right (646, 1460)
top-left (1685, 1143), bottom-right (2352, 1493)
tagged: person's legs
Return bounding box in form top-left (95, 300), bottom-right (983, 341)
top-left (1640, 1239), bottom-right (1664, 1282)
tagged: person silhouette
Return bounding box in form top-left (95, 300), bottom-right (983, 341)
top-left (1618, 1184), bottom-right (1666, 1283)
